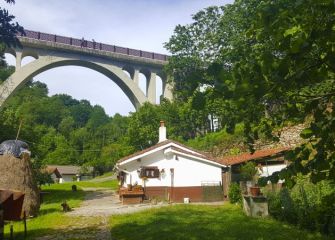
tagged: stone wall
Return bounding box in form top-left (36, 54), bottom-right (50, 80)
top-left (253, 124), bottom-right (306, 150)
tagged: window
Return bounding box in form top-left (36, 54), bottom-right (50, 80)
top-left (139, 167), bottom-right (159, 178)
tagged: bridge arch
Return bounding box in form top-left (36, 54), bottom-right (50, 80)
top-left (0, 55), bottom-right (147, 110)
top-left (0, 30), bottom-right (173, 111)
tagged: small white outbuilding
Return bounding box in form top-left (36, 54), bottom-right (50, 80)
top-left (116, 121), bottom-right (226, 203)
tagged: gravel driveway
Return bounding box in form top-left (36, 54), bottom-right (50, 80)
top-left (68, 187), bottom-right (168, 216)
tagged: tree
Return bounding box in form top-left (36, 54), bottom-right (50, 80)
top-left (127, 102), bottom-right (162, 150)
top-left (164, 6), bottom-right (225, 100)
top-left (0, 0), bottom-right (24, 65)
top-left (235, 0), bottom-right (335, 185)
top-left (166, 0), bottom-right (335, 185)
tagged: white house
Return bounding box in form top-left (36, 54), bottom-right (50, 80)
top-left (116, 121), bottom-right (226, 203)
top-left (46, 165), bottom-right (93, 183)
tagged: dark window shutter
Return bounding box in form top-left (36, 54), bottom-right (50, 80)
top-left (139, 167), bottom-right (160, 178)
top-left (139, 169), bottom-right (145, 178)
top-left (153, 168), bottom-right (160, 178)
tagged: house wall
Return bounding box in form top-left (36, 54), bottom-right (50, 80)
top-left (259, 164), bottom-right (287, 177)
top-left (50, 173), bottom-right (59, 183)
top-left (60, 174), bottom-right (77, 183)
top-left (119, 150), bottom-right (223, 202)
top-left (121, 151), bottom-right (222, 187)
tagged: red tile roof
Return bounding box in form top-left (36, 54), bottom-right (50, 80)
top-left (220, 147), bottom-right (289, 166)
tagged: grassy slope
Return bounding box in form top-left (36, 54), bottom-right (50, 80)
top-left (74, 180), bottom-right (118, 189)
top-left (93, 171), bottom-right (115, 179)
top-left (110, 204), bottom-right (330, 240)
top-left (4, 180), bottom-right (118, 239)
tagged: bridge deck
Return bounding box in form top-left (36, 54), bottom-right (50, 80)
top-left (17, 30), bottom-right (168, 62)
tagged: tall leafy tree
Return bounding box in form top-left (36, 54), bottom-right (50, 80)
top-left (166, 0), bottom-right (335, 185)
top-left (0, 0), bottom-right (24, 63)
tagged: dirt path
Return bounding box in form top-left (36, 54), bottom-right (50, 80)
top-left (68, 187), bottom-right (168, 216)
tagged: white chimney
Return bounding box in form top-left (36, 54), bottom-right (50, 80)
top-left (159, 121), bottom-right (167, 142)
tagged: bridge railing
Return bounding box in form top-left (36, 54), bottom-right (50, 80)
top-left (18, 30), bottom-right (168, 62)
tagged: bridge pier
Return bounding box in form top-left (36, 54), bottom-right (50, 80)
top-left (147, 72), bottom-right (156, 104)
top-left (133, 69), bottom-right (140, 86)
top-left (163, 75), bottom-right (173, 100)
top-left (15, 51), bottom-right (22, 70)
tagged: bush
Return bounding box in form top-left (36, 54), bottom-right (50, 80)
top-left (240, 162), bottom-right (257, 182)
top-left (228, 182), bottom-right (242, 204)
top-left (264, 177), bottom-right (335, 236)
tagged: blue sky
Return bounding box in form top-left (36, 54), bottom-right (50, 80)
top-left (4, 0), bottom-right (233, 116)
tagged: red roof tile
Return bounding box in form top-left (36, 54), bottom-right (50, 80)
top-left (220, 147), bottom-right (289, 166)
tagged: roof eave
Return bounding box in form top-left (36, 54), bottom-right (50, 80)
top-left (164, 147), bottom-right (226, 168)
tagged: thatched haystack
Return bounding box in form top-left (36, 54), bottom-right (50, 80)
top-left (0, 140), bottom-right (40, 217)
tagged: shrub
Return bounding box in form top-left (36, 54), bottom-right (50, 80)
top-left (240, 162), bottom-right (257, 182)
top-left (228, 182), bottom-right (242, 204)
top-left (264, 177), bottom-right (335, 236)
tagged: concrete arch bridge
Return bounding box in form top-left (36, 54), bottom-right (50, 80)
top-left (0, 30), bottom-right (173, 110)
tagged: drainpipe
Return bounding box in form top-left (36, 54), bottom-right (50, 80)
top-left (170, 168), bottom-right (174, 203)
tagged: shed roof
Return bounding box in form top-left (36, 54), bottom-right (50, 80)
top-left (46, 165), bottom-right (93, 175)
top-left (44, 166), bottom-right (62, 178)
top-left (220, 147), bottom-right (289, 166)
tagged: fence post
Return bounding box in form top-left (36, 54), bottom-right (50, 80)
top-left (9, 224), bottom-right (13, 240)
top-left (24, 211), bottom-right (27, 238)
top-left (0, 203), bottom-right (3, 240)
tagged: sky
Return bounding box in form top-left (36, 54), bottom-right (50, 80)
top-left (3, 0), bottom-right (233, 116)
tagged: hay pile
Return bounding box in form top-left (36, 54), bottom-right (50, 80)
top-left (0, 152), bottom-right (40, 217)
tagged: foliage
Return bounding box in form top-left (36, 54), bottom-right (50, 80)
top-left (165, 0), bottom-right (335, 185)
top-left (0, 0), bottom-right (24, 67)
top-left (265, 177), bottom-right (335, 236)
top-left (228, 182), bottom-right (241, 204)
top-left (127, 99), bottom-right (229, 152)
top-left (240, 162), bottom-right (257, 182)
top-left (110, 204), bottom-right (328, 240)
top-left (127, 102), bottom-right (162, 150)
top-left (0, 78), bottom-right (132, 173)
top-left (0, 72), bottom-right (243, 174)
top-left (33, 169), bottom-right (54, 187)
top-left (186, 124), bottom-right (245, 155)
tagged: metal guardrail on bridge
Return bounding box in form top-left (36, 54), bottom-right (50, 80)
top-left (18, 30), bottom-right (169, 62)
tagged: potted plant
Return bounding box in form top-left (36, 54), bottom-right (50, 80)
top-left (240, 162), bottom-right (261, 196)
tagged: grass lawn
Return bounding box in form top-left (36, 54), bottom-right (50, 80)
top-left (4, 180), bottom-right (118, 239)
top-left (93, 171), bottom-right (114, 179)
top-left (74, 179), bottom-right (118, 189)
top-left (110, 204), bottom-right (331, 240)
